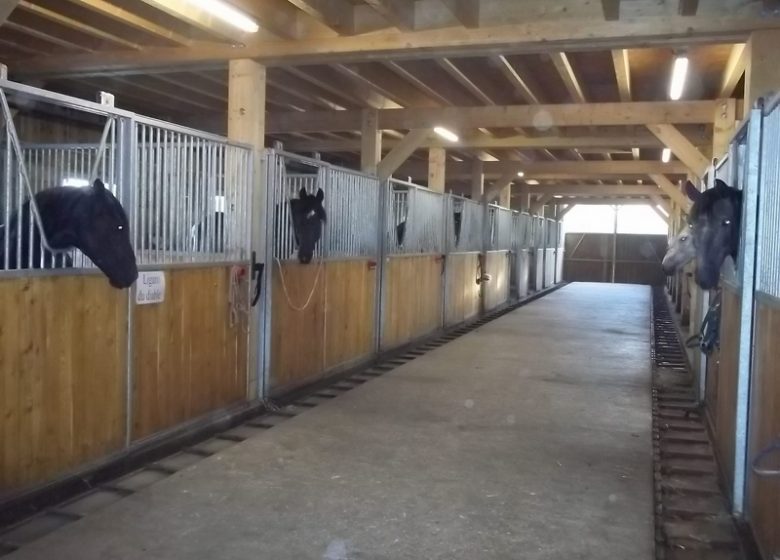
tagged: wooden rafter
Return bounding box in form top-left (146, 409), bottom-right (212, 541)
top-left (266, 100), bottom-right (722, 133)
top-left (719, 43), bottom-right (747, 98)
top-left (649, 173), bottom-right (690, 209)
top-left (363, 0), bottom-right (415, 31)
top-left (2, 20), bottom-right (92, 51)
top-left (437, 58), bottom-right (496, 105)
top-left (138, 0), bottom-right (254, 42)
top-left (550, 52), bottom-right (586, 103)
top-left (285, 0), bottom-right (355, 34)
top-left (646, 124), bottom-right (709, 177)
top-left (333, 64), bottom-right (405, 108)
top-left (377, 128), bottom-right (430, 180)
top-left (493, 55), bottom-right (542, 105)
top-left (12, 10), bottom-right (780, 75)
top-left (0, 0), bottom-right (19, 26)
top-left (440, 0), bottom-right (479, 28)
top-left (611, 49), bottom-right (632, 102)
top-left (601, 0), bottom-right (620, 21)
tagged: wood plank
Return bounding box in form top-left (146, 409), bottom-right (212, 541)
top-left (647, 124), bottom-right (710, 177)
top-left (550, 52), bottom-right (587, 103)
top-left (612, 49), bottom-right (632, 102)
top-left (286, 0), bottom-right (356, 34)
top-left (13, 11), bottom-right (780, 75)
top-left (649, 173), bottom-right (690, 210)
top-left (0, 275), bottom-right (126, 493)
top-left (132, 267), bottom-right (247, 439)
top-left (719, 43), bottom-right (747, 98)
top-left (377, 128), bottom-right (430, 181)
top-left (440, 0), bottom-right (479, 28)
top-left (745, 29), bottom-right (780, 111)
top-left (138, 0), bottom-right (256, 42)
top-left (444, 252), bottom-right (480, 326)
top-left (363, 0), bottom-right (416, 30)
top-left (382, 255), bottom-right (443, 349)
top-left (267, 101), bottom-right (722, 133)
top-left (428, 147), bottom-right (446, 192)
top-left (713, 98), bottom-right (737, 160)
top-left (747, 302), bottom-right (780, 560)
top-left (484, 251), bottom-right (511, 311)
top-left (361, 109), bottom-right (382, 174)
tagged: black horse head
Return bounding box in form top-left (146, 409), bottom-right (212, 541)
top-left (289, 187), bottom-right (326, 264)
top-left (684, 179), bottom-right (742, 289)
top-left (2, 180), bottom-right (138, 289)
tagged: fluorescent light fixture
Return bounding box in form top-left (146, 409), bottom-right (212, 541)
top-left (662, 148), bottom-right (671, 163)
top-left (656, 205), bottom-right (670, 217)
top-left (553, 195), bottom-right (563, 199)
top-left (63, 178), bottom-right (90, 188)
top-left (517, 171), bottom-right (525, 177)
top-left (433, 126), bottom-right (459, 142)
top-left (187, 0), bottom-right (259, 33)
top-left (525, 179), bottom-right (540, 185)
top-left (669, 56), bottom-right (689, 100)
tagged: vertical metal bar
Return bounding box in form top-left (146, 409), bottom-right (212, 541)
top-left (4, 125), bottom-right (11, 270)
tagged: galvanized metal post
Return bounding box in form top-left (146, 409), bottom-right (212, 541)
top-left (611, 205), bottom-right (618, 283)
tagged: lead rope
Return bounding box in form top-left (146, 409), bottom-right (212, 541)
top-left (274, 255), bottom-right (324, 312)
top-left (685, 288), bottom-right (721, 354)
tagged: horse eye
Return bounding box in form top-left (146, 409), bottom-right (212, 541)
top-left (681, 236), bottom-right (687, 241)
top-left (722, 219), bottom-right (731, 226)
top-left (117, 225), bottom-right (124, 231)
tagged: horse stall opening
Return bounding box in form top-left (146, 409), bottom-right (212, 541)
top-left (483, 204), bottom-right (512, 312)
top-left (381, 179), bottom-right (445, 350)
top-left (443, 195), bottom-right (481, 326)
top-left (0, 80), bottom-right (253, 497)
top-left (263, 152), bottom-right (380, 395)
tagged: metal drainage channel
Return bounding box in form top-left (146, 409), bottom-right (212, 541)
top-left (0, 283), bottom-right (566, 556)
top-left (651, 286), bottom-right (750, 560)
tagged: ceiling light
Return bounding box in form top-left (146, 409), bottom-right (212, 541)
top-left (553, 195), bottom-right (563, 199)
top-left (186, 0), bottom-right (259, 33)
top-left (517, 171), bottom-right (525, 177)
top-left (526, 179), bottom-right (540, 185)
top-left (662, 148), bottom-right (671, 163)
top-left (433, 126), bottom-right (459, 142)
top-left (669, 55), bottom-right (689, 100)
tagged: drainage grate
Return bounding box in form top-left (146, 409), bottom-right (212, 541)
top-left (650, 287), bottom-right (748, 560)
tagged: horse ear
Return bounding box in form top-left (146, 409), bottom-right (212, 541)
top-left (298, 187), bottom-right (307, 199)
top-left (93, 179), bottom-right (105, 191)
top-left (684, 181), bottom-right (702, 202)
top-left (714, 178), bottom-right (729, 190)
top-left (315, 188), bottom-right (324, 203)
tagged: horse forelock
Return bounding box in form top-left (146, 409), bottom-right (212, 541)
top-left (690, 183), bottom-right (741, 223)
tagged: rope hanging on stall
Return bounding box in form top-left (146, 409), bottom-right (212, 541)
top-left (274, 255), bottom-right (324, 312)
top-left (685, 288), bottom-right (722, 355)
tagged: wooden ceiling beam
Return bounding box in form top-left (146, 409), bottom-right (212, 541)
top-left (363, 0), bottom-right (416, 31)
top-left (646, 124), bottom-right (709, 177)
top-left (611, 49), bottom-right (632, 102)
top-left (2, 20), bottom-right (92, 51)
top-left (63, 0), bottom-right (193, 45)
top-left (550, 52), bottom-right (586, 103)
top-left (138, 0), bottom-right (254, 43)
top-left (440, 0), bottom-right (479, 28)
top-left (719, 43), bottom-right (747, 98)
top-left (377, 128), bottom-right (431, 180)
top-left (285, 0), bottom-right (356, 34)
top-left (437, 58), bottom-right (496, 105)
top-left (0, 0), bottom-right (20, 25)
top-left (649, 173), bottom-right (690, 210)
top-left (383, 60), bottom-right (452, 106)
top-left (493, 55), bottom-right (543, 105)
top-left (16, 1), bottom-right (141, 50)
top-left (12, 9), bottom-right (780, 75)
top-left (283, 132), bottom-right (667, 152)
top-left (267, 100), bottom-right (722, 133)
top-left (286, 66), bottom-right (392, 109)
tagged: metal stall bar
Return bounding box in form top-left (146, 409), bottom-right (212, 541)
top-left (731, 106), bottom-right (763, 517)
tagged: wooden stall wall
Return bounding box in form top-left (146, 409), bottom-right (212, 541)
top-left (132, 267), bottom-right (248, 440)
top-left (444, 253), bottom-right (480, 326)
top-left (269, 259), bottom-right (376, 395)
top-left (484, 251), bottom-right (510, 311)
top-left (381, 255), bottom-right (443, 350)
top-left (747, 301), bottom-right (780, 560)
top-left (0, 275), bottom-right (127, 494)
top-left (707, 286), bottom-right (740, 491)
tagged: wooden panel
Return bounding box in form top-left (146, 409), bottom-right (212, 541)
top-left (564, 233), bottom-right (666, 285)
top-left (381, 255), bottom-right (443, 350)
top-left (484, 250), bottom-right (510, 311)
top-left (747, 302), bottom-right (780, 560)
top-left (132, 267), bottom-right (248, 440)
top-left (324, 260), bottom-right (376, 370)
top-left (0, 275), bottom-right (126, 494)
top-left (445, 252), bottom-right (480, 326)
top-left (709, 285), bottom-right (740, 491)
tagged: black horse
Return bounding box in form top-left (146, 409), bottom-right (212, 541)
top-left (684, 179), bottom-right (742, 289)
top-left (287, 187), bottom-right (326, 264)
top-left (0, 180), bottom-right (138, 289)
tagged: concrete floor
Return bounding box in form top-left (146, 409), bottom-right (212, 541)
top-left (10, 282), bottom-right (654, 560)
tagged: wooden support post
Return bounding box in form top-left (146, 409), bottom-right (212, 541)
top-left (498, 184), bottom-right (511, 208)
top-left (360, 109), bottom-right (381, 175)
top-left (649, 173), bottom-right (690, 210)
top-left (228, 59), bottom-right (266, 399)
top-left (745, 29), bottom-right (780, 111)
top-left (427, 147), bottom-right (446, 192)
top-left (646, 123), bottom-right (709, 178)
top-left (470, 158), bottom-right (484, 199)
top-left (713, 98), bottom-right (737, 162)
top-left (377, 128), bottom-right (429, 181)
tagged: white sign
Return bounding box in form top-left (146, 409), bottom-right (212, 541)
top-left (136, 271), bottom-right (166, 305)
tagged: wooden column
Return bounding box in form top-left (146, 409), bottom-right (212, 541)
top-left (228, 59), bottom-right (266, 399)
top-left (428, 147), bottom-right (446, 192)
top-left (470, 158), bottom-right (484, 199)
top-left (713, 98), bottom-right (737, 161)
top-left (498, 184), bottom-right (511, 208)
top-left (745, 29), bottom-right (780, 111)
top-left (361, 109), bottom-right (381, 175)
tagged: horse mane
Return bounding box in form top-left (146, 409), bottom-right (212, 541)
top-left (689, 181), bottom-right (742, 222)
